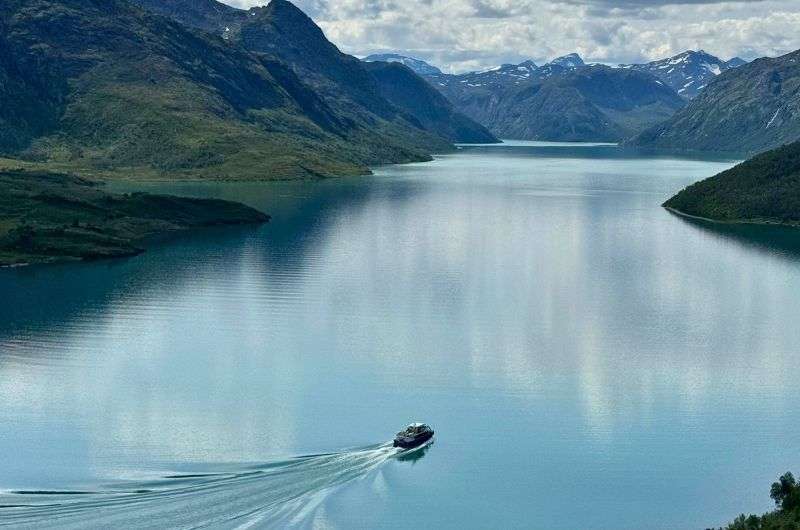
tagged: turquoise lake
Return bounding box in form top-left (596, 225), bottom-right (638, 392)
top-left (2, 142), bottom-right (800, 528)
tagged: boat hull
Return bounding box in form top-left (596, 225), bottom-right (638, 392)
top-left (393, 430), bottom-right (434, 449)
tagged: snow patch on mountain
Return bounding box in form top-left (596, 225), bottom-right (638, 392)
top-left (362, 54), bottom-right (442, 75)
top-left (617, 50), bottom-right (747, 99)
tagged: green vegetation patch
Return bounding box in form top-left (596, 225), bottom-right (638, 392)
top-left (713, 472), bottom-right (800, 530)
top-left (0, 169), bottom-right (269, 266)
top-left (664, 141), bottom-right (800, 225)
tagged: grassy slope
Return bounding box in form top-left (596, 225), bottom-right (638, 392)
top-left (130, 0), bottom-right (454, 172)
top-left (664, 141), bottom-right (800, 224)
top-left (234, 0), bottom-right (454, 157)
top-left (0, 170), bottom-right (269, 266)
top-left (0, 0), bottom-right (443, 181)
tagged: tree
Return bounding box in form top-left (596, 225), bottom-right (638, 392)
top-left (770, 472), bottom-right (800, 511)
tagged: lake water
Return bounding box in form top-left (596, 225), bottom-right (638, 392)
top-left (2, 142), bottom-right (800, 529)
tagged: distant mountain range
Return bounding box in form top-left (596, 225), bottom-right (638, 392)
top-left (632, 49), bottom-right (800, 154)
top-left (620, 50), bottom-right (746, 99)
top-left (487, 66), bottom-right (686, 142)
top-left (364, 50), bottom-right (796, 150)
top-left (369, 50), bottom-right (744, 99)
top-left (416, 53), bottom-right (686, 142)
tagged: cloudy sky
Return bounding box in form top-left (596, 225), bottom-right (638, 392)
top-left (223, 0), bottom-right (800, 73)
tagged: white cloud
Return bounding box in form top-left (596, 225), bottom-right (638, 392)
top-left (221, 0), bottom-right (800, 72)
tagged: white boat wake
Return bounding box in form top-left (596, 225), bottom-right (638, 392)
top-left (0, 441), bottom-right (432, 529)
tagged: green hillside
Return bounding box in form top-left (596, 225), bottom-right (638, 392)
top-left (713, 472), bottom-right (800, 530)
top-left (0, 170), bottom-right (269, 266)
top-left (664, 141), bottom-right (800, 224)
top-left (133, 0), bottom-right (466, 155)
top-left (0, 0), bottom-right (446, 181)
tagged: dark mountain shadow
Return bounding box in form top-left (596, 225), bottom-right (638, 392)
top-left (458, 143), bottom-right (743, 163)
top-left (668, 210), bottom-right (800, 261)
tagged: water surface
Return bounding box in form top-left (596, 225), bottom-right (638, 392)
top-left (2, 143), bottom-right (799, 529)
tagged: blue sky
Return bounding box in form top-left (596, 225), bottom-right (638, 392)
top-left (223, 0), bottom-right (800, 72)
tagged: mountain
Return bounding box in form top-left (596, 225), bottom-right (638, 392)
top-left (426, 62), bottom-right (685, 142)
top-left (631, 49), bottom-right (800, 154)
top-left (132, 0), bottom-right (487, 149)
top-left (236, 1), bottom-right (401, 120)
top-left (429, 60), bottom-right (541, 97)
top-left (363, 61), bottom-right (497, 143)
top-left (0, 0), bottom-right (454, 181)
top-left (424, 58), bottom-right (578, 129)
top-left (129, 0), bottom-right (243, 34)
top-left (490, 66), bottom-right (686, 142)
top-left (548, 53), bottom-right (585, 69)
top-left (428, 53), bottom-right (582, 96)
top-left (727, 57), bottom-right (748, 68)
top-left (664, 140), bottom-right (800, 225)
top-left (363, 54), bottom-right (442, 75)
top-left (620, 50), bottom-right (739, 99)
top-left (202, 0), bottom-right (451, 156)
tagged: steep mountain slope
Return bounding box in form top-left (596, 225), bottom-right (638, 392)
top-left (631, 49), bottom-right (800, 154)
top-left (140, 0), bottom-right (376, 117)
top-left (363, 54), bottom-right (442, 75)
top-left (237, 1), bottom-right (400, 120)
top-left (130, 0), bottom-right (243, 34)
top-left (621, 50), bottom-right (741, 99)
top-left (0, 14), bottom-right (66, 153)
top-left (0, 0), bottom-right (449, 180)
top-left (364, 61), bottom-right (497, 143)
top-left (132, 0), bottom-right (483, 149)
top-left (664, 140), bottom-right (800, 225)
top-left (216, 0), bottom-right (455, 151)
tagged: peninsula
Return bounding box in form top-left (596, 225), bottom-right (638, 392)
top-left (0, 170), bottom-right (269, 266)
top-left (664, 141), bottom-right (800, 226)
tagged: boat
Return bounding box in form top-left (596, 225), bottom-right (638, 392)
top-left (393, 423), bottom-right (434, 449)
